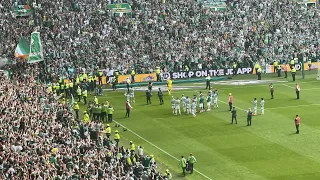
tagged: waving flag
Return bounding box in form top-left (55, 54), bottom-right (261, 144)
top-left (14, 37), bottom-right (30, 59)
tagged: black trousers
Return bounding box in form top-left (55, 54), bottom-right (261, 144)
top-left (270, 90), bottom-right (274, 99)
top-left (273, 66), bottom-right (277, 73)
top-left (292, 73), bottom-right (296, 81)
top-left (188, 163), bottom-right (194, 174)
top-left (257, 72), bottom-right (261, 80)
top-left (101, 112), bottom-right (106, 122)
top-left (296, 91), bottom-right (300, 99)
top-left (75, 110), bottom-right (79, 120)
top-left (159, 97), bottom-right (164, 104)
top-left (83, 96), bottom-right (87, 104)
top-left (284, 71), bottom-right (287, 78)
top-left (108, 114), bottom-right (113, 122)
top-left (125, 108), bottom-right (130, 117)
top-left (229, 102), bottom-right (232, 111)
top-left (131, 75), bottom-right (135, 82)
top-left (206, 81), bottom-right (211, 89)
top-left (98, 77), bottom-right (102, 85)
top-left (247, 118), bottom-right (252, 126)
top-left (78, 95), bottom-right (81, 102)
top-left (277, 70), bottom-right (281, 77)
top-left (232, 68), bottom-right (237, 76)
top-left (232, 116), bottom-right (237, 124)
top-left (127, 84), bottom-right (130, 93)
top-left (112, 83), bottom-right (116, 90)
top-left (156, 74), bottom-right (160, 82)
top-left (147, 98), bottom-right (151, 104)
top-left (296, 124), bottom-right (299, 134)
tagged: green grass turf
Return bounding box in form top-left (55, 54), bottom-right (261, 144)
top-left (78, 71), bottom-right (320, 180)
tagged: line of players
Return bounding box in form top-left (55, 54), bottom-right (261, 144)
top-left (170, 89), bottom-right (219, 117)
top-left (251, 98), bottom-right (265, 116)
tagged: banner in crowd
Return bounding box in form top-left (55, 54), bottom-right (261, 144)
top-left (28, 32), bottom-right (44, 63)
top-left (162, 68), bottom-right (253, 80)
top-left (107, 3), bottom-right (132, 17)
top-left (200, 0), bottom-right (227, 11)
top-left (14, 37), bottom-right (30, 60)
top-left (118, 73), bottom-right (157, 83)
top-left (13, 4), bottom-right (33, 17)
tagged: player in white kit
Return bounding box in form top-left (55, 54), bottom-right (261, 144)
top-left (175, 97), bottom-right (181, 115)
top-left (124, 92), bottom-right (131, 102)
top-left (130, 87), bottom-right (135, 103)
top-left (260, 98), bottom-right (265, 115)
top-left (186, 96), bottom-right (191, 114)
top-left (191, 100), bottom-right (197, 117)
top-left (252, 98), bottom-right (258, 115)
top-left (181, 94), bottom-right (187, 113)
top-left (213, 91), bottom-right (219, 108)
top-left (171, 97), bottom-right (176, 114)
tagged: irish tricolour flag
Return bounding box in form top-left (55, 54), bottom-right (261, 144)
top-left (14, 37), bottom-right (30, 60)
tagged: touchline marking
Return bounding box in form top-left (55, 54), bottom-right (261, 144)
top-left (282, 84), bottom-right (295, 89)
top-left (113, 120), bottom-right (213, 180)
top-left (282, 84), bottom-right (320, 91)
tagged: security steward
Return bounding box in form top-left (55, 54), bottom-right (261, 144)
top-left (112, 77), bottom-right (117, 91)
top-left (185, 65), bottom-right (190, 79)
top-left (257, 67), bottom-right (262, 80)
top-left (232, 62), bottom-right (237, 76)
top-left (114, 130), bottom-right (120, 147)
top-left (98, 70), bottom-right (103, 85)
top-left (105, 124), bottom-right (111, 138)
top-left (130, 68), bottom-right (135, 83)
top-left (291, 66), bottom-right (297, 81)
top-left (187, 153), bottom-right (197, 174)
top-left (277, 64), bottom-right (282, 77)
top-left (308, 59), bottom-right (312, 71)
top-left (295, 115), bottom-right (300, 134)
top-left (231, 107), bottom-right (237, 124)
top-left (254, 62), bottom-right (260, 74)
top-left (205, 75), bottom-right (211, 89)
top-left (126, 77), bottom-right (131, 93)
top-left (73, 102), bottom-right (80, 120)
top-left (155, 67), bottom-right (161, 82)
top-left (273, 60), bottom-right (278, 73)
top-left (130, 141), bottom-right (136, 153)
top-left (290, 58), bottom-right (295, 69)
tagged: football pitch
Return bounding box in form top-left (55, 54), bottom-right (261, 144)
top-left (83, 73), bottom-right (320, 180)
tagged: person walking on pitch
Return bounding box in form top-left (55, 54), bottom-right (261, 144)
top-left (181, 94), bottom-right (187, 113)
top-left (228, 93), bottom-right (233, 111)
top-left (191, 100), bottom-right (197, 117)
top-left (231, 107), bottom-right (237, 124)
top-left (283, 64), bottom-right (288, 78)
top-left (295, 115), bottom-right (301, 134)
top-left (246, 108), bottom-right (253, 126)
top-left (175, 97), bottom-right (181, 115)
top-left (186, 96), bottom-right (191, 114)
top-left (252, 98), bottom-right (258, 115)
top-left (167, 78), bottom-right (173, 95)
top-left (291, 66), bottom-right (297, 81)
top-left (179, 155), bottom-right (187, 177)
top-left (187, 153), bottom-right (197, 174)
top-left (205, 75), bottom-right (211, 89)
top-left (146, 90), bottom-right (152, 105)
top-left (171, 97), bottom-right (176, 114)
top-left (213, 90), bottom-right (219, 108)
top-left (260, 98), bottom-right (265, 115)
top-left (158, 88), bottom-right (164, 105)
top-left (296, 83), bottom-right (300, 99)
top-left (125, 100), bottom-right (133, 118)
top-left (269, 83), bottom-right (274, 99)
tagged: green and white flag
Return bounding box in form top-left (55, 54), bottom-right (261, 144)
top-left (28, 32), bottom-right (44, 63)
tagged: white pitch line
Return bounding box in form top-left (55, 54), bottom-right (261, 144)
top-left (282, 84), bottom-right (295, 89)
top-left (113, 120), bottom-right (213, 180)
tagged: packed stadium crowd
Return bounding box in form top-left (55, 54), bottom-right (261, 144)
top-left (0, 0), bottom-right (319, 179)
top-left (1, 0), bottom-right (319, 76)
top-left (0, 75), bottom-right (169, 179)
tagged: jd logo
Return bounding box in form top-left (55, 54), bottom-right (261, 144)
top-left (163, 72), bottom-right (171, 80)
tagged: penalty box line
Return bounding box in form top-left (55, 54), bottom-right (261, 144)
top-left (113, 120), bottom-right (213, 180)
